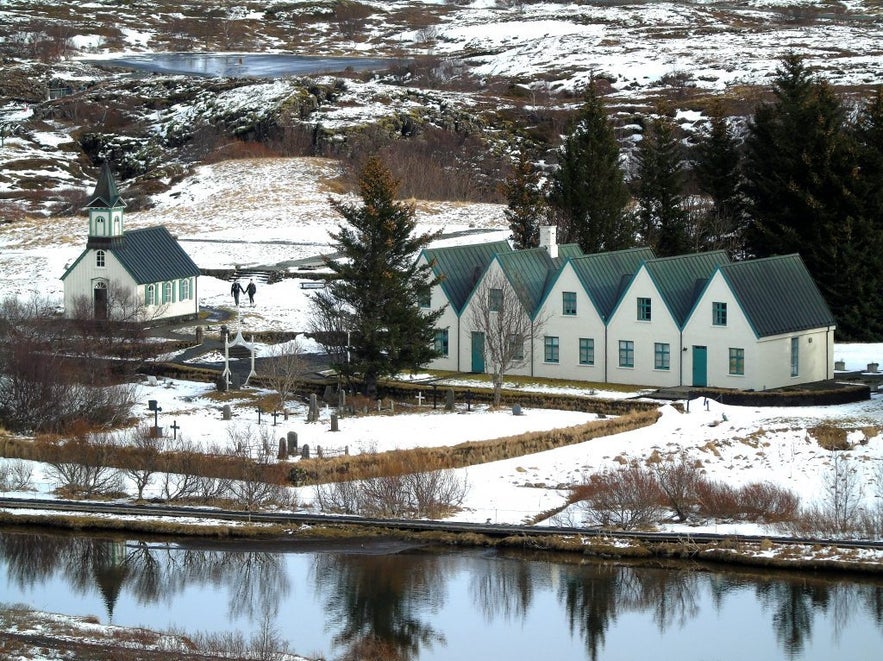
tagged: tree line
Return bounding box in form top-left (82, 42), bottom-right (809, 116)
top-left (508, 54), bottom-right (883, 341)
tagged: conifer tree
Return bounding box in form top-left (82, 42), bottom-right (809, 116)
top-left (310, 157), bottom-right (443, 396)
top-left (692, 103), bottom-right (746, 255)
top-left (548, 81), bottom-right (632, 253)
top-left (634, 113), bottom-right (689, 257)
top-left (503, 147), bottom-right (544, 249)
top-left (743, 53), bottom-right (873, 339)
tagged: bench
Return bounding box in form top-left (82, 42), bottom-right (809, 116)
top-left (300, 281), bottom-right (327, 290)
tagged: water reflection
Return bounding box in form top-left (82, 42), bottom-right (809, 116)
top-left (2, 530), bottom-right (883, 660)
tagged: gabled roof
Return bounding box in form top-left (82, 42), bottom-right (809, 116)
top-left (719, 254), bottom-right (835, 337)
top-left (556, 243), bottom-right (584, 263)
top-left (570, 247), bottom-right (656, 320)
top-left (495, 247), bottom-right (558, 316)
top-left (86, 162), bottom-right (126, 209)
top-left (62, 226), bottom-right (200, 284)
top-left (423, 240), bottom-right (512, 313)
top-left (644, 250), bottom-right (731, 327)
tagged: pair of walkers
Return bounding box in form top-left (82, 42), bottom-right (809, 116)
top-left (231, 279), bottom-right (257, 307)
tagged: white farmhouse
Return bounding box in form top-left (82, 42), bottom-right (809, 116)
top-left (61, 163), bottom-right (201, 322)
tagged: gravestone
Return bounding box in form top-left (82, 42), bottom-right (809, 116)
top-left (323, 385), bottom-right (335, 405)
top-left (835, 360), bottom-right (845, 371)
top-left (216, 377), bottom-right (228, 392)
top-left (512, 403), bottom-right (523, 416)
top-left (222, 404), bottom-right (232, 420)
top-left (195, 326), bottom-right (204, 344)
top-left (390, 400), bottom-right (395, 414)
top-left (278, 438), bottom-right (287, 460)
top-left (317, 445), bottom-right (323, 458)
top-left (330, 414), bottom-right (339, 432)
top-left (287, 431), bottom-right (298, 454)
top-left (445, 388), bottom-right (455, 412)
top-left (283, 409), bottom-right (289, 421)
top-left (301, 444), bottom-right (310, 459)
top-left (307, 393), bottom-right (319, 422)
top-left (338, 389), bottom-right (346, 410)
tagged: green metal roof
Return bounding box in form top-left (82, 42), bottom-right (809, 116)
top-left (86, 162), bottom-right (126, 209)
top-left (644, 250), bottom-right (731, 327)
top-left (423, 240), bottom-right (512, 313)
top-left (719, 254), bottom-right (836, 337)
top-left (62, 226), bottom-right (201, 284)
top-left (496, 247), bottom-right (558, 316)
top-left (556, 243), bottom-right (584, 262)
top-left (570, 247), bottom-right (656, 319)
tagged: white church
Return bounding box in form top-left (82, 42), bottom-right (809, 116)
top-left (61, 162), bottom-right (201, 322)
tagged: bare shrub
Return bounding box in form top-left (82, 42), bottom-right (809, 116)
top-left (739, 481), bottom-right (799, 522)
top-left (227, 426), bottom-right (286, 510)
top-left (120, 425), bottom-right (164, 500)
top-left (653, 452), bottom-right (700, 522)
top-left (694, 479), bottom-right (742, 519)
top-left (158, 437), bottom-right (202, 501)
top-left (574, 464), bottom-right (663, 530)
top-left (314, 479), bottom-right (362, 514)
top-left (824, 452), bottom-right (862, 533)
top-left (0, 459), bottom-right (34, 491)
top-left (263, 340), bottom-right (306, 411)
top-left (360, 473), bottom-right (409, 517)
top-left (46, 432), bottom-right (124, 497)
top-left (404, 466), bottom-right (469, 518)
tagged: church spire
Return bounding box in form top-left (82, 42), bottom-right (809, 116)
top-left (87, 161), bottom-right (126, 210)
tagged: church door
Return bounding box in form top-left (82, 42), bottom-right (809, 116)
top-left (94, 281), bottom-right (108, 320)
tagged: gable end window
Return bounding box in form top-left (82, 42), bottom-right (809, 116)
top-left (619, 340), bottom-right (634, 368)
top-left (544, 336), bottom-right (559, 364)
top-left (729, 347), bottom-right (745, 375)
top-left (562, 291), bottom-right (577, 316)
top-left (713, 302), bottom-right (727, 326)
top-left (654, 342), bottom-right (670, 370)
top-left (579, 338), bottom-right (594, 365)
top-left (95, 250), bottom-right (106, 268)
top-left (637, 297), bottom-right (651, 321)
top-left (489, 288), bottom-right (503, 312)
top-left (509, 333), bottom-right (524, 361)
top-left (418, 289), bottom-right (431, 308)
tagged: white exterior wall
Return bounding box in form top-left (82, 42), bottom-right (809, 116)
top-left (532, 266), bottom-right (606, 383)
top-left (63, 249), bottom-right (198, 321)
top-left (683, 272), bottom-right (835, 390)
top-left (604, 268), bottom-right (682, 388)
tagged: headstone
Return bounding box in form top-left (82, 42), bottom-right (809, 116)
top-left (317, 445), bottom-right (323, 458)
top-left (195, 326), bottom-right (204, 344)
top-left (835, 360), bottom-right (845, 371)
top-left (445, 388), bottom-right (455, 412)
top-left (278, 438), bottom-right (287, 460)
top-left (330, 414), bottom-right (339, 432)
top-left (216, 377), bottom-right (228, 392)
top-left (308, 393), bottom-right (319, 422)
top-left (390, 400), bottom-right (395, 414)
top-left (323, 385), bottom-right (335, 405)
top-left (512, 403), bottom-right (523, 416)
top-left (222, 404), bottom-right (232, 420)
top-left (301, 444), bottom-right (310, 459)
top-left (147, 375), bottom-right (157, 386)
top-left (345, 445), bottom-right (349, 456)
top-left (377, 399), bottom-right (382, 412)
top-left (287, 431), bottom-right (298, 454)
top-left (230, 373), bottom-right (241, 390)
top-left (338, 389), bottom-right (346, 410)
top-left (283, 409), bottom-right (289, 421)
top-left (868, 362), bottom-right (879, 373)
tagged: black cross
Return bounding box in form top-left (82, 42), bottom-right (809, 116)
top-left (256, 408), bottom-right (262, 424)
top-left (170, 420), bottom-right (180, 440)
top-left (431, 384), bottom-right (438, 409)
top-left (465, 391), bottom-right (473, 411)
top-left (271, 410), bottom-right (280, 426)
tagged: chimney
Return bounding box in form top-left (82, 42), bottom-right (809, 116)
top-left (539, 225), bottom-right (558, 259)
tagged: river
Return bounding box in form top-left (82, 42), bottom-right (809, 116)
top-left (1, 529), bottom-right (881, 660)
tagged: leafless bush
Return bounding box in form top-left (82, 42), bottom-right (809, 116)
top-left (653, 452), bottom-right (700, 522)
top-left (824, 452), bottom-right (863, 533)
top-left (694, 479), bottom-right (743, 519)
top-left (0, 460), bottom-right (34, 491)
top-left (227, 426), bottom-right (287, 510)
top-left (263, 340), bottom-right (306, 410)
top-left (158, 437), bottom-right (202, 501)
top-left (120, 425), bottom-right (165, 500)
top-left (739, 481), bottom-right (799, 522)
top-left (46, 432), bottom-right (124, 497)
top-left (574, 464), bottom-right (664, 530)
top-left (314, 479), bottom-right (363, 514)
top-left (404, 466), bottom-right (469, 518)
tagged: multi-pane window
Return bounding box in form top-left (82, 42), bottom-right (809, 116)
top-left (544, 336), bottom-right (559, 363)
top-left (619, 340), bottom-right (634, 368)
top-left (489, 288), bottom-right (503, 312)
top-left (145, 284), bottom-right (156, 306)
top-left (713, 301), bottom-right (727, 326)
top-left (579, 338), bottom-right (595, 365)
top-left (509, 333), bottom-right (524, 360)
top-left (180, 278), bottom-right (190, 300)
top-left (418, 289), bottom-right (431, 308)
top-left (562, 291), bottom-right (577, 316)
top-left (95, 249), bottom-right (105, 268)
top-left (654, 342), bottom-right (670, 370)
top-left (791, 337), bottom-right (799, 377)
top-left (637, 297), bottom-right (652, 321)
top-left (434, 329), bottom-right (449, 356)
top-left (729, 347), bottom-right (745, 375)
top-left (163, 281), bottom-right (173, 304)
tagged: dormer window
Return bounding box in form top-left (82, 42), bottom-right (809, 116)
top-left (96, 250), bottom-right (106, 268)
top-left (95, 216), bottom-right (105, 235)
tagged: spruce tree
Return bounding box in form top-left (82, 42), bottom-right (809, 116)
top-left (503, 147), bottom-right (544, 249)
top-left (548, 81), bottom-right (632, 253)
top-left (634, 113), bottom-right (689, 257)
top-left (311, 157), bottom-right (443, 396)
top-left (743, 53), bottom-right (871, 339)
top-left (692, 104), bottom-right (746, 256)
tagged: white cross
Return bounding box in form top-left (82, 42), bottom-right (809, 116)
top-left (415, 391), bottom-right (425, 406)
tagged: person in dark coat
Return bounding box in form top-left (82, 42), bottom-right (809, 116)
top-left (231, 280), bottom-right (244, 306)
top-left (246, 279), bottom-right (257, 307)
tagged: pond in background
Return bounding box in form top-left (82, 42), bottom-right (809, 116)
top-left (2, 529), bottom-right (883, 660)
top-left (86, 53), bottom-right (394, 78)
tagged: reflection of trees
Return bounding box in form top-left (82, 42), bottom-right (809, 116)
top-left (469, 556), bottom-right (539, 622)
top-left (312, 552), bottom-right (446, 661)
top-left (0, 531), bottom-right (288, 623)
top-left (756, 579), bottom-right (828, 657)
top-left (620, 567), bottom-right (700, 630)
top-left (558, 563), bottom-right (621, 661)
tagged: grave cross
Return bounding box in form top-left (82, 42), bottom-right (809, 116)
top-left (431, 384), bottom-right (438, 409)
top-left (415, 391), bottom-right (425, 406)
top-left (465, 391), bottom-right (473, 411)
top-left (271, 410), bottom-right (280, 426)
top-left (256, 408), bottom-right (263, 425)
top-left (170, 420), bottom-right (180, 440)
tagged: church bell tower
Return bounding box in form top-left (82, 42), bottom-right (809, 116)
top-left (86, 161), bottom-right (126, 246)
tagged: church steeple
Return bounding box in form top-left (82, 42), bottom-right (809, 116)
top-left (86, 161), bottom-right (126, 241)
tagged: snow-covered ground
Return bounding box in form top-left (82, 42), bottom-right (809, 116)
top-left (2, 156), bottom-right (883, 543)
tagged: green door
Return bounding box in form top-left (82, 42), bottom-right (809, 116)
top-left (471, 332), bottom-right (485, 373)
top-left (692, 345), bottom-right (707, 387)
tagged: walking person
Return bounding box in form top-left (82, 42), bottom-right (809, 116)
top-left (231, 279), bottom-right (244, 306)
top-left (246, 279), bottom-right (257, 307)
